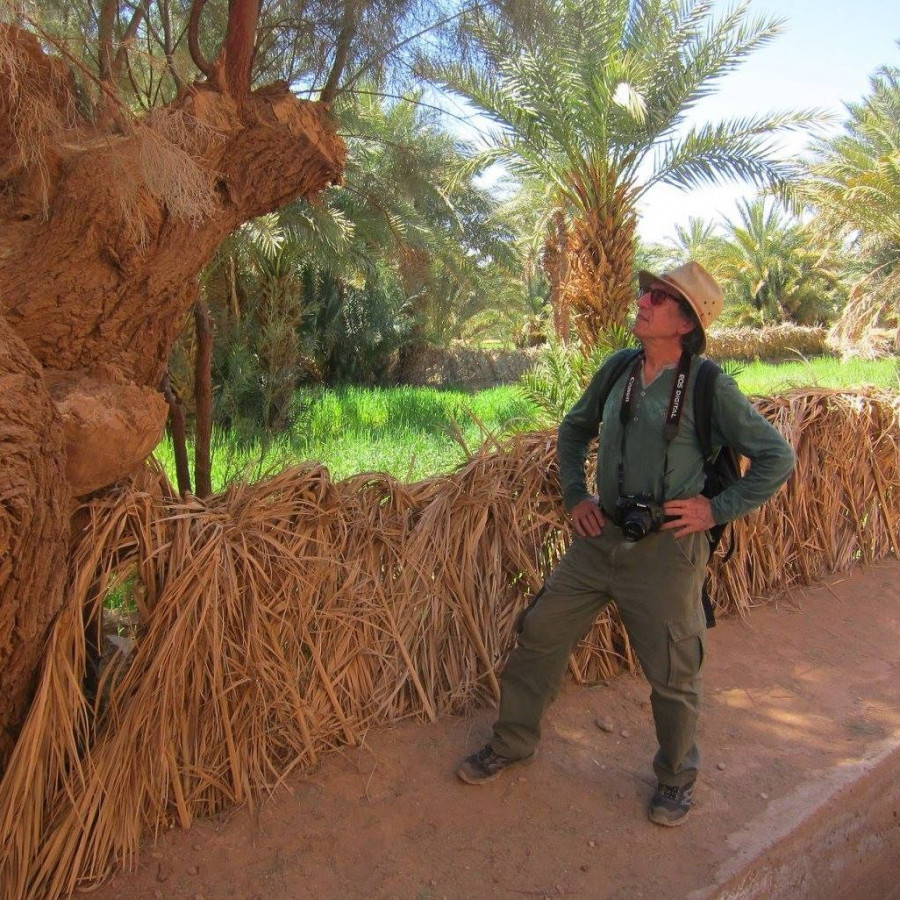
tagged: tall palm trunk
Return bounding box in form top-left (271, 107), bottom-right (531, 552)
top-left (0, 18), bottom-right (345, 770)
top-left (543, 208), bottom-right (572, 343)
top-left (563, 187), bottom-right (636, 349)
top-left (0, 320), bottom-right (69, 767)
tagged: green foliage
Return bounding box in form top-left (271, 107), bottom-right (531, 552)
top-left (801, 64), bottom-right (900, 341)
top-left (713, 199), bottom-right (843, 325)
top-left (421, 0), bottom-right (824, 335)
top-left (519, 338), bottom-right (623, 424)
top-left (654, 200), bottom-right (845, 328)
top-left (153, 356), bottom-right (898, 492)
top-left (720, 359), bottom-right (746, 381)
top-left (732, 355), bottom-right (900, 396)
top-left (804, 65), bottom-right (900, 245)
top-left (333, 88), bottom-right (528, 349)
top-left (305, 264), bottom-right (413, 383)
top-left (103, 570), bottom-right (141, 616)
top-left (592, 323), bottom-right (640, 355)
top-left (24, 1), bottom-right (469, 111)
top-left (289, 85), bottom-right (531, 370)
top-left (428, 0), bottom-right (820, 223)
top-left (665, 218), bottom-right (729, 281)
top-left (178, 87), bottom-right (536, 443)
top-left (154, 385), bottom-right (544, 489)
top-left (634, 239), bottom-right (680, 281)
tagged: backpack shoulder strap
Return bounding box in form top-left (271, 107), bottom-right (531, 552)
top-left (597, 348), bottom-right (642, 423)
top-left (693, 357), bottom-right (721, 460)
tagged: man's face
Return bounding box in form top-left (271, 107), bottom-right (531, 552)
top-left (632, 285), bottom-right (695, 343)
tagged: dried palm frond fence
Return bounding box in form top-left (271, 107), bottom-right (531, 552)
top-left (707, 324), bottom-right (829, 361)
top-left (1, 389), bottom-right (898, 900)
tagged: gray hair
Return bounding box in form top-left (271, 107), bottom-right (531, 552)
top-left (677, 299), bottom-right (706, 356)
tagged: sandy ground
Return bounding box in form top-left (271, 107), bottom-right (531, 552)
top-left (92, 560), bottom-right (900, 900)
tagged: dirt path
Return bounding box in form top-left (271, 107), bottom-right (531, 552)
top-left (94, 561), bottom-right (900, 900)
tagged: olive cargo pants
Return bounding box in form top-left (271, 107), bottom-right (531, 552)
top-left (490, 525), bottom-right (710, 787)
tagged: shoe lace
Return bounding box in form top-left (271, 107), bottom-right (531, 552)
top-left (476, 746), bottom-right (499, 763)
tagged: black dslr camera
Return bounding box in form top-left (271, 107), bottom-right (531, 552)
top-left (615, 494), bottom-right (665, 542)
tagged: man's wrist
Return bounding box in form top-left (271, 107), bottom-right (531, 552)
top-left (710, 495), bottom-right (729, 525)
top-left (564, 488), bottom-right (590, 512)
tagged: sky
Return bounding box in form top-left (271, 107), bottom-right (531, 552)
top-left (635, 0), bottom-right (900, 244)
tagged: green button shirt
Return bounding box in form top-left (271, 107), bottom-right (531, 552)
top-left (558, 351), bottom-right (796, 525)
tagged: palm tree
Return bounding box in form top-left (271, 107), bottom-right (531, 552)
top-left (800, 65), bottom-right (900, 348)
top-left (0, 0), bottom-right (508, 764)
top-left (713, 198), bottom-right (841, 325)
top-left (292, 87), bottom-right (529, 361)
top-left (195, 86), bottom-right (530, 433)
top-left (669, 217), bottom-right (728, 276)
top-left (430, 0), bottom-right (820, 348)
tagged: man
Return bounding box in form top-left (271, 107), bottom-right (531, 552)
top-left (456, 261), bottom-right (795, 826)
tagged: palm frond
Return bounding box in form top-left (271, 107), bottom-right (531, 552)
top-left (649, 110), bottom-right (825, 193)
top-left (240, 214), bottom-right (285, 260)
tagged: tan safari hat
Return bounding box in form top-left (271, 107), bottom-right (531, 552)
top-left (637, 261), bottom-right (724, 335)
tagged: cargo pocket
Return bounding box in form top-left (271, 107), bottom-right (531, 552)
top-left (666, 611), bottom-right (706, 689)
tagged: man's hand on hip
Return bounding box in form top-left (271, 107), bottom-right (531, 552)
top-left (661, 495), bottom-right (715, 538)
top-left (570, 497), bottom-right (606, 538)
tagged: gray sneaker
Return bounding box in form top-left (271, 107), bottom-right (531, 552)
top-left (648, 780), bottom-right (695, 826)
top-left (456, 745), bottom-right (535, 785)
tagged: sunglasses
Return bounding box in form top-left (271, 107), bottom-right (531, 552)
top-left (639, 287), bottom-right (680, 306)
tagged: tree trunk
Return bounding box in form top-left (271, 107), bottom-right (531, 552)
top-left (563, 185), bottom-right (637, 349)
top-left (220, 0), bottom-right (263, 102)
top-left (542, 208), bottom-right (571, 344)
top-left (0, 27), bottom-right (346, 764)
top-left (193, 301), bottom-right (214, 499)
top-left (0, 318), bottom-right (70, 768)
top-left (161, 372), bottom-right (192, 496)
top-left (1, 88), bottom-right (344, 388)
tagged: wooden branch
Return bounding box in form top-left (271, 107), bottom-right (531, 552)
top-left (188, 0), bottom-right (217, 82)
top-left (221, 0), bottom-right (263, 100)
top-left (141, 9), bottom-right (158, 109)
top-left (98, 0), bottom-right (117, 82)
top-left (160, 372), bottom-right (192, 497)
top-left (341, 2), bottom-right (474, 94)
top-left (188, 0), bottom-right (261, 100)
top-left (193, 301), bottom-right (213, 499)
top-left (111, 1), bottom-right (147, 81)
top-left (319, 0), bottom-right (362, 106)
top-left (123, 27), bottom-right (145, 106)
top-left (160, 0), bottom-right (186, 92)
top-left (24, 15), bottom-right (127, 124)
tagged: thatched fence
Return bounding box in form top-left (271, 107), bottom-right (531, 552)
top-left (0, 388), bottom-right (898, 900)
top-left (706, 324), bottom-right (829, 361)
top-left (397, 327), bottom-right (835, 391)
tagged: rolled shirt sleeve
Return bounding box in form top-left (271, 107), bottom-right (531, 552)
top-left (707, 375), bottom-right (796, 524)
top-left (557, 366), bottom-right (607, 512)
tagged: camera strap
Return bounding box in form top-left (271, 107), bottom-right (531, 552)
top-left (617, 351), bottom-right (693, 502)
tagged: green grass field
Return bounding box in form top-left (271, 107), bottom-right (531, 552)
top-left (154, 384), bottom-right (542, 491)
top-left (154, 356), bottom-right (899, 491)
top-left (731, 355), bottom-right (900, 395)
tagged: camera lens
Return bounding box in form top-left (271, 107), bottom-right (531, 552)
top-left (622, 509), bottom-right (650, 542)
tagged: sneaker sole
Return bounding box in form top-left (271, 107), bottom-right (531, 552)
top-left (648, 808), bottom-right (692, 827)
top-left (455, 751), bottom-right (536, 785)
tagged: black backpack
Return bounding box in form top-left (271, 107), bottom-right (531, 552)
top-left (595, 348), bottom-right (741, 627)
